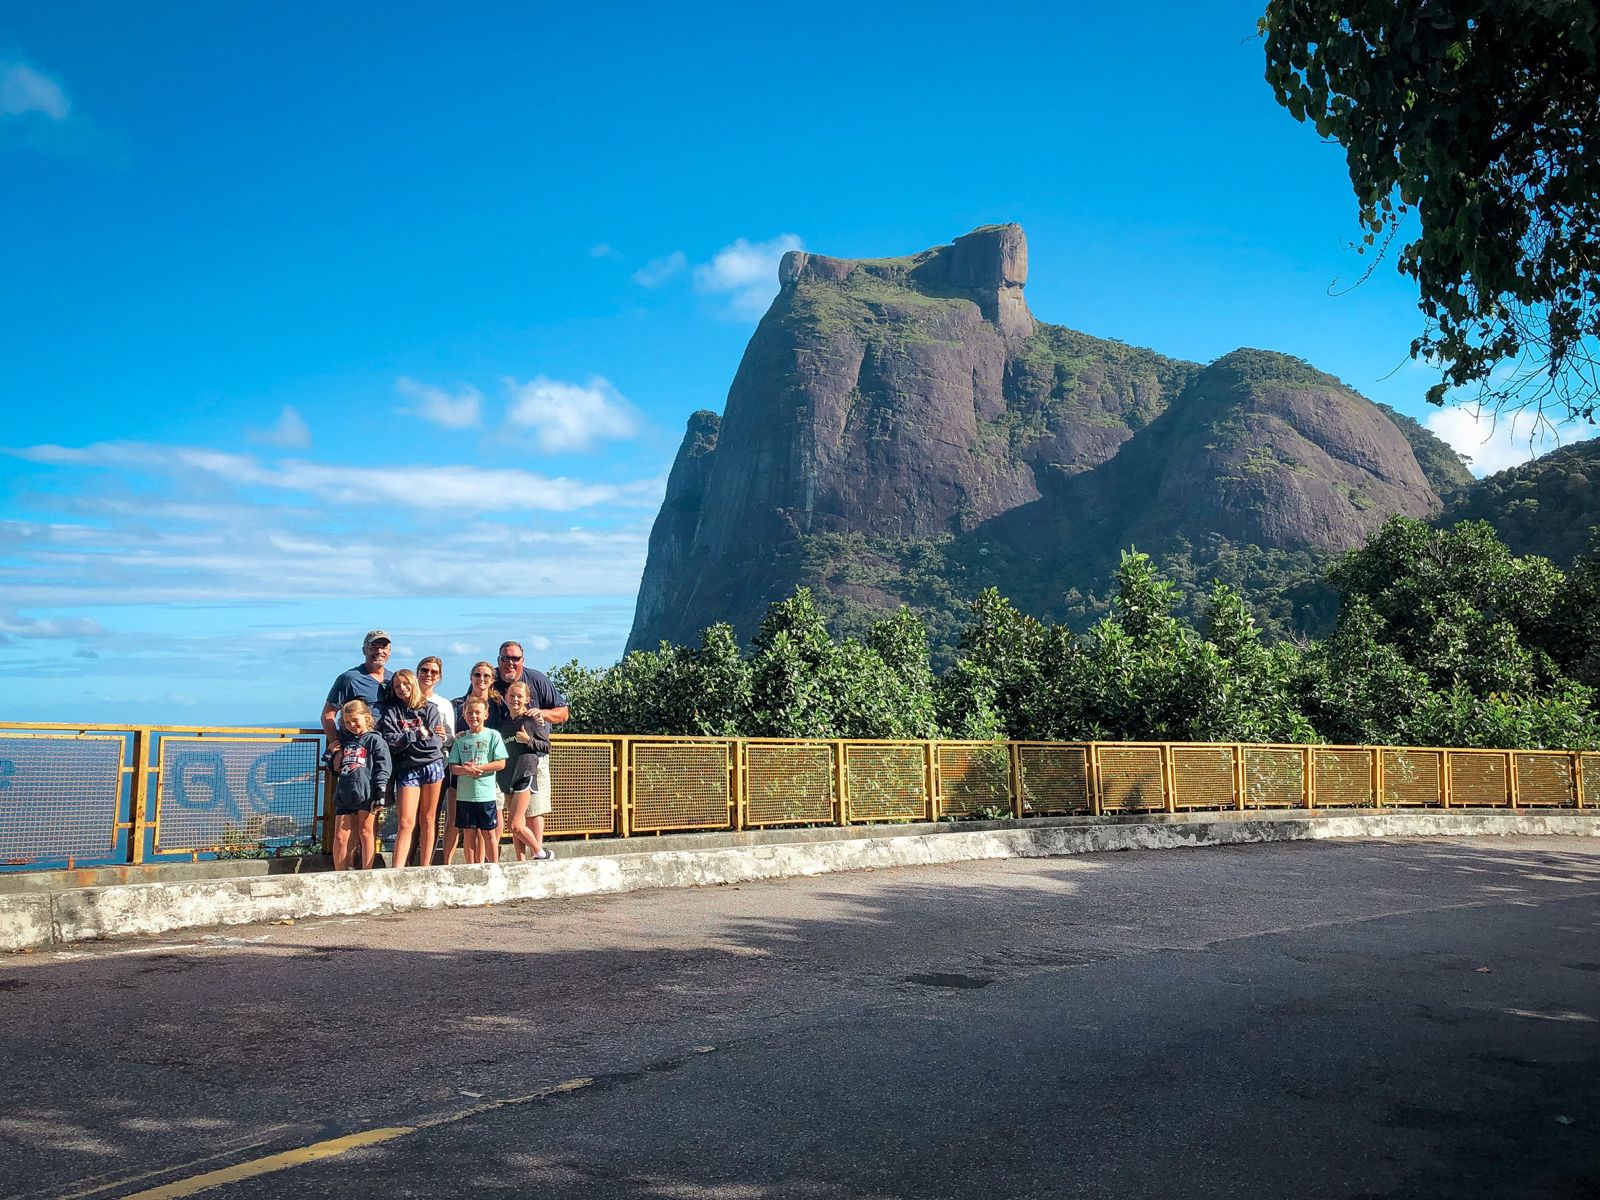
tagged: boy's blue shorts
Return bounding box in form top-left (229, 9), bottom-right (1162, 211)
top-left (455, 800), bottom-right (499, 831)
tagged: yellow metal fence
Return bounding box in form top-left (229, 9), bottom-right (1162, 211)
top-left (0, 724), bottom-right (1591, 870)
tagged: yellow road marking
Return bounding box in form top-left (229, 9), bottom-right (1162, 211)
top-left (116, 1128), bottom-right (412, 1200)
top-left (36, 1129), bottom-right (299, 1200)
top-left (95, 1076), bottom-right (601, 1200)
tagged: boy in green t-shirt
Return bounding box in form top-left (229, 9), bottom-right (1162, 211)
top-left (447, 698), bottom-right (508, 864)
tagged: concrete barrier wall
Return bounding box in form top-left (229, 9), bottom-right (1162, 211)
top-left (4, 810), bottom-right (1598, 953)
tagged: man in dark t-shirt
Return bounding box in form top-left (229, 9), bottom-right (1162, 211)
top-left (321, 629), bottom-right (393, 765)
top-left (494, 640), bottom-right (569, 727)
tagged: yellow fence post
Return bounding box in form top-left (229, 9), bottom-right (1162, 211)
top-left (128, 728), bottom-right (150, 865)
top-left (834, 741), bottom-right (849, 826)
top-left (1233, 744), bottom-right (1246, 811)
top-left (730, 739), bottom-right (744, 831)
top-left (1009, 741), bottom-right (1024, 820)
top-left (1303, 746), bottom-right (1314, 810)
top-left (1509, 751), bottom-right (1521, 810)
top-left (1088, 743), bottom-right (1103, 816)
top-left (1371, 746), bottom-right (1384, 809)
top-left (925, 742), bottom-right (939, 823)
top-left (1162, 743), bottom-right (1176, 814)
top-left (1577, 752), bottom-right (1588, 810)
top-left (619, 737), bottom-right (633, 836)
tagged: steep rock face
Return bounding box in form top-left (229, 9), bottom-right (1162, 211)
top-left (628, 225), bottom-right (1467, 653)
top-left (1125, 351), bottom-right (1440, 552)
top-left (630, 410), bottom-right (721, 647)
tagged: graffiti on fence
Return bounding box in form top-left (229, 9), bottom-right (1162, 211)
top-left (156, 738), bottom-right (321, 851)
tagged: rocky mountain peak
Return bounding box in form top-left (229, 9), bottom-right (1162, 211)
top-left (627, 224), bottom-right (1469, 654)
top-left (779, 222), bottom-right (1035, 339)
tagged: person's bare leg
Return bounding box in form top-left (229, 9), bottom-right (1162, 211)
top-left (356, 810), bottom-right (377, 869)
top-left (530, 813), bottom-right (545, 857)
top-left (485, 823), bottom-right (500, 864)
top-left (414, 780), bottom-right (442, 865)
top-left (438, 788), bottom-right (459, 865)
top-left (391, 785), bottom-right (420, 868)
top-left (332, 817), bottom-right (353, 870)
top-left (508, 791), bottom-right (534, 860)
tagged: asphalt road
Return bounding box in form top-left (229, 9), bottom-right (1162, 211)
top-left (2, 836), bottom-right (1598, 1199)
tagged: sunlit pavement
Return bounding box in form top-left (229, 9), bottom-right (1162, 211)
top-left (2, 836), bottom-right (1598, 1199)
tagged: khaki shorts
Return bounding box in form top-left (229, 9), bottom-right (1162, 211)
top-left (530, 754), bottom-right (552, 816)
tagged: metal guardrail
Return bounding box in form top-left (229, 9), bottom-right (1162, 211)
top-left (0, 724), bottom-right (1592, 870)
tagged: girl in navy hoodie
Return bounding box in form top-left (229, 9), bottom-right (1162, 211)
top-left (332, 700), bottom-right (390, 870)
top-left (377, 668), bottom-right (447, 868)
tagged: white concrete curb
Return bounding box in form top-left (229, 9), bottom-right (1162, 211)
top-left (3, 811), bottom-right (1598, 952)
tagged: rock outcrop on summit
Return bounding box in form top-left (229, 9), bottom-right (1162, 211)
top-left (628, 224), bottom-right (1467, 654)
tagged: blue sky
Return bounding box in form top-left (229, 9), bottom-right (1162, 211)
top-left (2, 2), bottom-right (1591, 726)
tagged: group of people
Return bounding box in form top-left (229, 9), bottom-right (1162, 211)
top-left (319, 630), bottom-right (569, 871)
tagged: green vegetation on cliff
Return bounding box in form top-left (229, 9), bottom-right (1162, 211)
top-left (1441, 440), bottom-right (1600, 567)
top-left (572, 518), bottom-right (1600, 749)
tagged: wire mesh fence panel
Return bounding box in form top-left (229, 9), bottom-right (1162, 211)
top-left (745, 742), bottom-right (834, 826)
top-left (1314, 749), bottom-right (1374, 808)
top-left (936, 743), bottom-right (1011, 818)
top-left (1515, 752), bottom-right (1576, 807)
top-left (154, 736), bottom-right (321, 854)
top-left (1172, 746), bottom-right (1236, 810)
top-left (1447, 752), bottom-right (1510, 808)
top-left (1244, 748), bottom-right (1303, 809)
top-left (1097, 746), bottom-right (1165, 813)
top-left (1017, 744), bottom-right (1091, 815)
top-left (548, 741), bottom-right (617, 836)
top-left (629, 741), bottom-right (731, 832)
top-left (0, 734), bottom-right (126, 866)
top-left (845, 744), bottom-right (926, 823)
top-left (1383, 749), bottom-right (1443, 807)
top-left (1584, 755), bottom-right (1600, 807)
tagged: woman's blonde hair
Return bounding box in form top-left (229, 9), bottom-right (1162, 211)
top-left (340, 698), bottom-right (373, 732)
top-left (390, 669), bottom-right (426, 711)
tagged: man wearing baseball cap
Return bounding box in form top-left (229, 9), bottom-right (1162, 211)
top-left (320, 629), bottom-right (394, 764)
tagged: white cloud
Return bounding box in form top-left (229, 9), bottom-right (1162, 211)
top-left (589, 243), bottom-right (622, 260)
top-left (1424, 407), bottom-right (1599, 476)
top-left (632, 250), bottom-right (687, 288)
top-left (396, 376), bottom-right (482, 429)
top-left (0, 517), bottom-right (652, 608)
top-left (0, 62), bottom-right (69, 121)
top-left (7, 440), bottom-right (663, 512)
top-left (694, 234), bottom-right (803, 319)
top-left (0, 611), bottom-right (104, 639)
top-left (503, 376), bottom-right (640, 454)
top-left (249, 406), bottom-right (312, 449)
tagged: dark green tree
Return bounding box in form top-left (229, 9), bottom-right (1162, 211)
top-left (1327, 516), bottom-right (1564, 693)
top-left (1261, 1), bottom-right (1600, 416)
